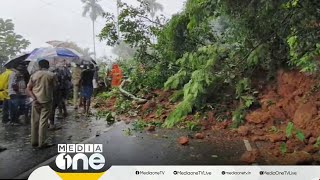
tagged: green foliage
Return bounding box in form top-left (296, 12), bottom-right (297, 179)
top-left (99, 0), bottom-right (320, 129)
top-left (287, 35), bottom-right (318, 72)
top-left (231, 78), bottom-right (255, 127)
top-left (286, 122), bottom-right (294, 138)
top-left (295, 131), bottom-right (305, 142)
top-left (164, 45), bottom-right (226, 127)
top-left (280, 142), bottom-right (287, 155)
top-left (281, 122), bottom-right (306, 155)
top-left (96, 110), bottom-right (116, 124)
top-left (155, 105), bottom-right (163, 118)
top-left (314, 137), bottom-right (320, 148)
top-left (97, 92), bottom-right (112, 100)
top-left (231, 106), bottom-right (245, 128)
top-left (132, 120), bottom-right (163, 131)
top-left (269, 126), bottom-right (280, 134)
top-left (0, 18), bottom-right (30, 68)
top-left (97, 88), bottom-right (120, 100)
top-left (236, 78), bottom-right (250, 98)
top-left (132, 120), bottom-right (148, 131)
top-left (285, 122), bottom-right (305, 142)
top-left (115, 97), bottom-right (132, 114)
top-left (169, 90), bottom-right (184, 103)
top-left (241, 96), bottom-right (255, 108)
top-left (182, 113), bottom-right (201, 131)
top-left (185, 121), bottom-right (200, 131)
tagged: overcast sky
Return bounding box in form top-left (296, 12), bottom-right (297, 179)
top-left (0, 0), bottom-right (185, 58)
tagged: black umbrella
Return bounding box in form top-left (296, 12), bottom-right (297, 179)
top-left (4, 53), bottom-right (30, 68)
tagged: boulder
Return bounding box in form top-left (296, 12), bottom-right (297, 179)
top-left (178, 136), bottom-right (189, 145)
top-left (195, 133), bottom-right (205, 139)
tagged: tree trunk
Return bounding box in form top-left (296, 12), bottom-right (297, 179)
top-left (92, 20), bottom-right (97, 60)
top-left (116, 0), bottom-right (120, 38)
top-left (119, 79), bottom-right (147, 104)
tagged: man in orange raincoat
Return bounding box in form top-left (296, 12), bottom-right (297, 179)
top-left (110, 64), bottom-right (123, 87)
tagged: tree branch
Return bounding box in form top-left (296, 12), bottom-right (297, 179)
top-left (241, 9), bottom-right (295, 62)
top-left (136, 14), bottom-right (164, 27)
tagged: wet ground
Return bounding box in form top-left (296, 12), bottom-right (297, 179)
top-left (0, 108), bottom-right (111, 179)
top-left (0, 108), bottom-right (246, 179)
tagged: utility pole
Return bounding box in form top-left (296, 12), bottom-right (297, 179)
top-left (116, 0), bottom-right (121, 39)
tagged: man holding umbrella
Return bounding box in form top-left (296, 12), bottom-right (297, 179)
top-left (27, 59), bottom-right (56, 148)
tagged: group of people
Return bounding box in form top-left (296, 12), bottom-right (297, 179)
top-left (0, 59), bottom-right (98, 149)
top-left (0, 63), bottom-right (30, 126)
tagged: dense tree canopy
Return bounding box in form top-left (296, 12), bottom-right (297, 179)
top-left (99, 0), bottom-right (320, 127)
top-left (0, 18), bottom-right (30, 68)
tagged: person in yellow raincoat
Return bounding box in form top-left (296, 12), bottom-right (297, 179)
top-left (0, 68), bottom-right (13, 123)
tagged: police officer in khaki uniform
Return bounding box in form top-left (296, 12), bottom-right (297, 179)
top-left (71, 63), bottom-right (82, 109)
top-left (27, 59), bottom-right (56, 148)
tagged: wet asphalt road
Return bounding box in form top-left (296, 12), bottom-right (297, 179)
top-left (0, 110), bottom-right (246, 179)
top-left (0, 110), bottom-right (111, 179)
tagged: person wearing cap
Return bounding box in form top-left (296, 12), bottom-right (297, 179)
top-left (27, 59), bottom-right (56, 148)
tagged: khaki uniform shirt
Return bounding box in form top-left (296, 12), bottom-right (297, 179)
top-left (28, 69), bottom-right (55, 104)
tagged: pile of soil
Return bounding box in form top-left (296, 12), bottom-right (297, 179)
top-left (93, 69), bottom-right (320, 164)
top-left (237, 70), bottom-right (320, 164)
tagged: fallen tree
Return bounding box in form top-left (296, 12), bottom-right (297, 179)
top-left (119, 78), bottom-right (147, 104)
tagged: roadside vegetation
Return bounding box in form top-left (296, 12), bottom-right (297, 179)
top-left (94, 0), bottom-right (320, 164)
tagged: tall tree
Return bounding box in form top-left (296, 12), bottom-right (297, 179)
top-left (0, 18), bottom-right (30, 69)
top-left (81, 0), bottom-right (104, 60)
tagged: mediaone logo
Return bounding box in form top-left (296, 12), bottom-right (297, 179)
top-left (55, 144), bottom-right (105, 172)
